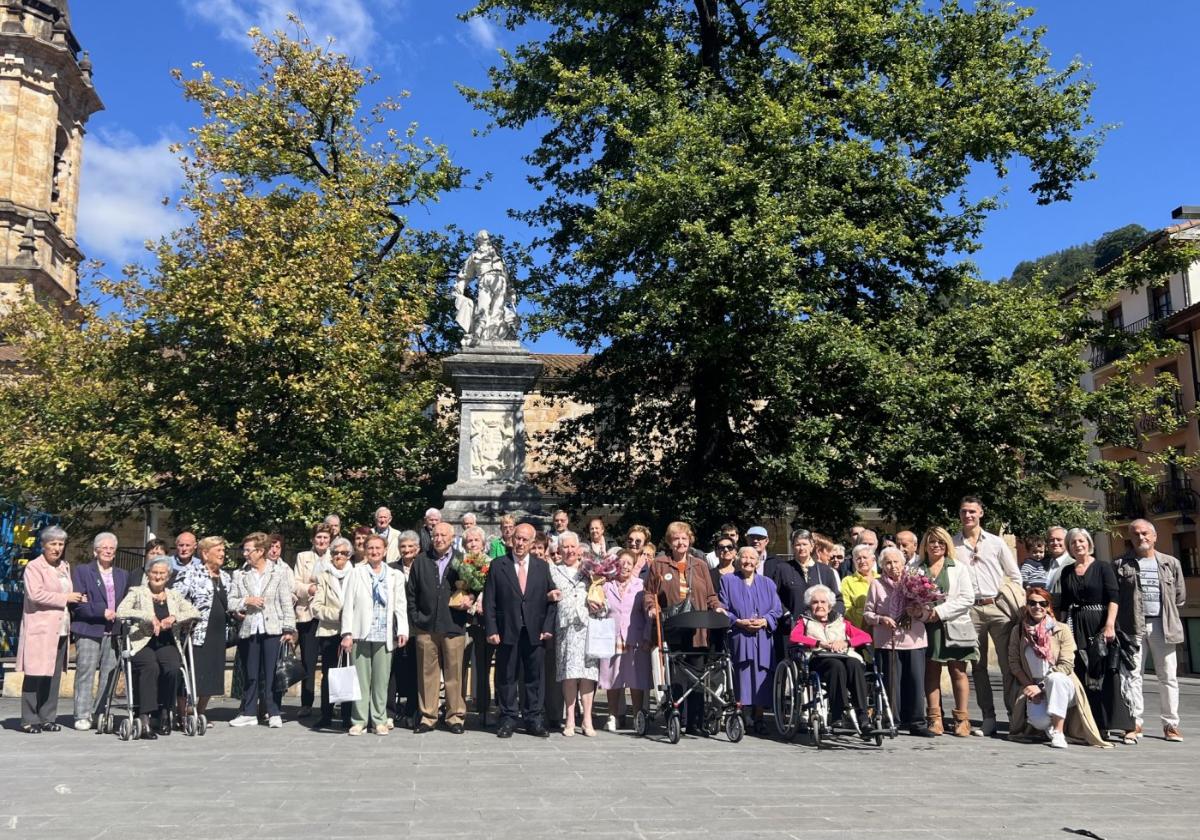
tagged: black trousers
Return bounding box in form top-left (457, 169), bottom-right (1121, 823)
top-left (813, 654), bottom-right (869, 720)
top-left (21, 636), bottom-right (66, 726)
top-left (386, 639), bottom-right (419, 721)
top-left (318, 635), bottom-right (352, 725)
top-left (238, 634), bottom-right (282, 716)
top-left (131, 641), bottom-right (182, 715)
top-left (878, 648), bottom-right (926, 726)
top-left (296, 619), bottom-right (319, 708)
top-left (496, 628), bottom-right (544, 725)
top-left (466, 624), bottom-right (494, 720)
top-left (543, 638), bottom-right (562, 723)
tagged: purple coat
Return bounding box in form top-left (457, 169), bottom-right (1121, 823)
top-left (17, 556), bottom-right (72, 676)
top-left (719, 573), bottom-right (782, 707)
top-left (597, 577), bottom-right (651, 691)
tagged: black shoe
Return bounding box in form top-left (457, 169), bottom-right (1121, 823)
top-left (315, 716), bottom-right (332, 729)
top-left (752, 718), bottom-right (769, 736)
top-left (41, 722), bottom-right (61, 732)
top-left (19, 724), bottom-right (41, 734)
top-left (139, 729), bottom-right (158, 740)
top-left (158, 715), bottom-right (172, 737)
top-left (448, 722), bottom-right (465, 734)
top-left (497, 720), bottom-right (516, 739)
top-left (526, 721), bottom-right (550, 738)
top-left (413, 722), bottom-right (435, 734)
top-left (685, 726), bottom-right (708, 738)
top-left (909, 722), bottom-right (935, 738)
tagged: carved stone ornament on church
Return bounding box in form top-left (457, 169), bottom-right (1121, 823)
top-left (469, 411), bottom-right (516, 482)
top-left (452, 229), bottom-right (519, 347)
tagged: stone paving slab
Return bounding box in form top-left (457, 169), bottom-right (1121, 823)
top-left (1, 679), bottom-right (1197, 840)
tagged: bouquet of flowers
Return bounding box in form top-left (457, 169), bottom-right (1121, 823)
top-left (900, 570), bottom-right (944, 609)
top-left (450, 551), bottom-right (491, 608)
top-left (581, 549), bottom-right (621, 610)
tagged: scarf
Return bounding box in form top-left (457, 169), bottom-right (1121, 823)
top-left (1022, 615), bottom-right (1055, 662)
top-left (369, 564), bottom-right (389, 607)
top-left (326, 563), bottom-right (350, 599)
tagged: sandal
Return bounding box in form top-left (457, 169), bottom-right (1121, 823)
top-left (19, 724), bottom-right (41, 734)
top-left (40, 722), bottom-right (61, 732)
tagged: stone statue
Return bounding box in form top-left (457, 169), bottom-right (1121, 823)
top-left (453, 230), bottom-right (519, 346)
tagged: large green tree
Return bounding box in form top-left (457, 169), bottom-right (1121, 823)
top-left (466, 0), bottom-right (1187, 535)
top-left (0, 28), bottom-right (463, 538)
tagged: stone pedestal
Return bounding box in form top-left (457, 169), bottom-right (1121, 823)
top-left (440, 341), bottom-right (544, 524)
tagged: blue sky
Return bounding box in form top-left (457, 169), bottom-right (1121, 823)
top-left (70, 2), bottom-right (1200, 353)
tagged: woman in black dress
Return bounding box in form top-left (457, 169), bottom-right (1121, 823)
top-left (174, 536), bottom-right (233, 724)
top-left (1058, 527), bottom-right (1130, 739)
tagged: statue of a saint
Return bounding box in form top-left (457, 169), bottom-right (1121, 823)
top-left (452, 230), bottom-right (519, 346)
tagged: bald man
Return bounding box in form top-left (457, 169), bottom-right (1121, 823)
top-left (896, 531), bottom-right (919, 569)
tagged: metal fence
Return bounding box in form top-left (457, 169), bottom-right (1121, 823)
top-left (0, 500), bottom-right (61, 655)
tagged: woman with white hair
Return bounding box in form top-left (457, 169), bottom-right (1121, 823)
top-left (1059, 527), bottom-right (1130, 739)
top-left (70, 532), bottom-right (130, 730)
top-left (789, 583), bottom-right (872, 729)
top-left (17, 526), bottom-right (84, 733)
top-left (173, 535), bottom-right (233, 723)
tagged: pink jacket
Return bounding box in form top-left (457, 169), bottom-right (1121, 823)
top-left (16, 556), bottom-right (72, 676)
top-left (789, 615), bottom-right (871, 648)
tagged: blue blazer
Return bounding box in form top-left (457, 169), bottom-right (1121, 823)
top-left (70, 561), bottom-right (130, 640)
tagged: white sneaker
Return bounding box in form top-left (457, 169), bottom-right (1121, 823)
top-left (268, 715), bottom-right (283, 729)
top-left (74, 719), bottom-right (91, 731)
top-left (603, 716), bottom-right (617, 733)
top-left (980, 717), bottom-right (997, 737)
top-left (1047, 729), bottom-right (1068, 749)
top-left (229, 714), bottom-right (258, 727)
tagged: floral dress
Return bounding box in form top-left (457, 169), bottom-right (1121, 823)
top-left (550, 563), bottom-right (599, 682)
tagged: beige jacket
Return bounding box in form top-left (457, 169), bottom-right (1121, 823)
top-left (292, 550), bottom-right (327, 624)
top-left (116, 586), bottom-right (202, 655)
top-left (312, 567), bottom-right (348, 638)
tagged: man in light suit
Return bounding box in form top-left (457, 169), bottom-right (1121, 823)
top-left (374, 506), bottom-right (401, 563)
top-left (484, 523), bottom-right (559, 738)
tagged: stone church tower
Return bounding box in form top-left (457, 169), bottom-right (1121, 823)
top-left (0, 0), bottom-right (102, 309)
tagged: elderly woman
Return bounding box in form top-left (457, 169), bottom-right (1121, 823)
top-left (116, 556), bottom-right (201, 738)
top-left (17, 526), bottom-right (83, 733)
top-left (387, 530), bottom-right (421, 728)
top-left (549, 533), bottom-right (600, 736)
top-left (340, 534), bottom-right (409, 736)
top-left (71, 532), bottom-right (130, 731)
top-left (313, 536), bottom-right (354, 729)
top-left (227, 532), bottom-right (296, 729)
top-left (599, 550), bottom-right (651, 731)
top-left (173, 536), bottom-right (232, 723)
top-left (1059, 527), bottom-right (1131, 739)
top-left (790, 584), bottom-right (872, 730)
top-left (1008, 587), bottom-right (1109, 749)
top-left (720, 547), bottom-right (783, 734)
top-left (645, 521), bottom-right (723, 736)
top-left (351, 526), bottom-right (372, 565)
top-left (916, 526), bottom-right (976, 736)
top-left (292, 524), bottom-right (333, 719)
top-left (840, 544), bottom-right (877, 630)
top-left (864, 547), bottom-right (932, 737)
top-left (460, 524), bottom-right (496, 728)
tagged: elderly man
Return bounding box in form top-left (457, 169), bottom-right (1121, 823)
top-left (1117, 519), bottom-right (1186, 743)
top-left (954, 495), bottom-right (1022, 736)
top-left (170, 531), bottom-right (198, 575)
top-left (405, 521), bottom-right (469, 733)
top-left (374, 507), bottom-right (401, 563)
top-left (323, 514), bottom-right (342, 539)
top-left (417, 507), bottom-right (442, 556)
top-left (453, 512), bottom-right (479, 554)
top-left (745, 526), bottom-right (771, 572)
top-left (896, 530), bottom-right (920, 569)
top-left (485, 523), bottom-right (558, 738)
top-left (1043, 525), bottom-right (1072, 596)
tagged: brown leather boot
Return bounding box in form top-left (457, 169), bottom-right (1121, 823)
top-left (926, 704), bottom-right (944, 736)
top-left (952, 709), bottom-right (971, 738)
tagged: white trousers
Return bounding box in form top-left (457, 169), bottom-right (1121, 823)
top-left (1026, 671), bottom-right (1076, 731)
top-left (1124, 618), bottom-right (1180, 728)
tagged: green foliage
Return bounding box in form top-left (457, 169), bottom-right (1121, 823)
top-left (1008, 222), bottom-right (1148, 290)
top-left (0, 28), bottom-right (462, 540)
top-left (466, 0), bottom-right (1190, 537)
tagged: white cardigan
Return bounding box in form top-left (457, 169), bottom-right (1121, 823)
top-left (930, 559), bottom-right (977, 646)
top-left (340, 562), bottom-right (409, 650)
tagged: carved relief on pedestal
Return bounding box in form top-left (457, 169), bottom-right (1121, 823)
top-left (469, 410), bottom-right (516, 482)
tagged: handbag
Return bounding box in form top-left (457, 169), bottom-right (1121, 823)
top-left (585, 616), bottom-right (617, 659)
top-left (225, 613), bottom-right (242, 648)
top-left (662, 566), bottom-right (694, 620)
top-left (273, 640), bottom-right (307, 694)
top-left (327, 648), bottom-right (362, 704)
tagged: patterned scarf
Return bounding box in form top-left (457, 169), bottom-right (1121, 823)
top-left (1022, 615), bottom-right (1055, 662)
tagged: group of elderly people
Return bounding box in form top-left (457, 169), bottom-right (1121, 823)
top-left (12, 497), bottom-right (1187, 752)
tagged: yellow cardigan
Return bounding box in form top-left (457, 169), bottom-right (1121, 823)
top-left (840, 571), bottom-right (876, 631)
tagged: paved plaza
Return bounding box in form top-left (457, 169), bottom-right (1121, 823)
top-left (1, 675), bottom-right (1196, 840)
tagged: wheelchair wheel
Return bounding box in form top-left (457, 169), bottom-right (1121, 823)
top-left (666, 714), bottom-right (682, 744)
top-left (807, 711), bottom-right (823, 748)
top-left (773, 659), bottom-right (799, 740)
top-left (634, 710), bottom-right (647, 737)
top-left (725, 713), bottom-right (745, 743)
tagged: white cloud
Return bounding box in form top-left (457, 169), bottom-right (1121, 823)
top-left (184, 0), bottom-right (387, 59)
top-left (78, 131), bottom-right (183, 267)
top-left (464, 16), bottom-right (499, 51)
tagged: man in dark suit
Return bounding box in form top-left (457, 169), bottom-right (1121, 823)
top-left (484, 523), bottom-right (558, 738)
top-left (406, 521), bottom-right (470, 734)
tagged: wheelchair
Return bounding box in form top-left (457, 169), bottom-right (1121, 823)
top-left (635, 610), bottom-right (745, 744)
top-left (772, 640), bottom-right (898, 747)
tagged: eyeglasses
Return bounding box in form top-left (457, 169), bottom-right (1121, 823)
top-left (331, 550), bottom-right (351, 556)
top-left (1027, 600), bottom-right (1048, 608)
top-left (749, 535), bottom-right (768, 541)
top-left (717, 544), bottom-right (735, 552)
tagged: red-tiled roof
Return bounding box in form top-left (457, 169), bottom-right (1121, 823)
top-left (532, 353), bottom-right (593, 379)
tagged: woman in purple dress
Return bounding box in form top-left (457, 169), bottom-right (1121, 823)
top-left (719, 547), bottom-right (783, 734)
top-left (599, 550), bottom-right (651, 731)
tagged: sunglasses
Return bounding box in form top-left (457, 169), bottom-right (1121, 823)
top-left (1027, 600), bottom-right (1048, 608)
top-left (331, 550), bottom-right (351, 556)
top-left (749, 535), bottom-right (768, 541)
top-left (717, 544), bottom-right (735, 552)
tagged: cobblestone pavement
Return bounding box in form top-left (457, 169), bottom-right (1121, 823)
top-left (1, 676), bottom-right (1196, 840)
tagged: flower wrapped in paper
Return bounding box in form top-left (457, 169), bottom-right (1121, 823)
top-left (450, 551), bottom-right (491, 608)
top-left (581, 550), bottom-right (620, 610)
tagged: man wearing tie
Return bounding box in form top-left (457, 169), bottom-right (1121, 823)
top-left (484, 523), bottom-right (558, 738)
